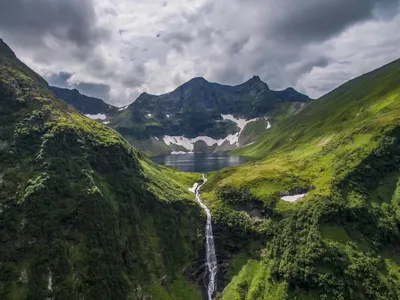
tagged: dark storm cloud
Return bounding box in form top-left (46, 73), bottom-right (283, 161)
top-left (0, 0), bottom-right (106, 46)
top-left (267, 0), bottom-right (400, 43)
top-left (291, 57), bottom-right (331, 76)
top-left (203, 0), bottom-right (400, 96)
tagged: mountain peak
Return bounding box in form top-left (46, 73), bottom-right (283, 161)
top-left (188, 77), bottom-right (209, 84)
top-left (177, 77), bottom-right (210, 91)
top-left (275, 87), bottom-right (311, 102)
top-left (240, 75), bottom-right (269, 90)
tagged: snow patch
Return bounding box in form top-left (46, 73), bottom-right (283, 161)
top-left (147, 113), bottom-right (152, 117)
top-left (103, 121), bottom-right (110, 125)
top-left (118, 106), bottom-right (127, 111)
top-left (166, 114), bottom-right (170, 118)
top-left (154, 137), bottom-right (159, 141)
top-left (281, 194), bottom-right (307, 202)
top-left (85, 113), bottom-right (107, 120)
top-left (222, 114), bottom-right (258, 132)
top-left (163, 114), bottom-right (261, 151)
top-left (266, 121), bottom-right (271, 129)
top-left (188, 183), bottom-right (199, 193)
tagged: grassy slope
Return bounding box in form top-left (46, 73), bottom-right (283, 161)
top-left (202, 59), bottom-right (400, 299)
top-left (210, 59), bottom-right (400, 198)
top-left (0, 40), bottom-right (204, 300)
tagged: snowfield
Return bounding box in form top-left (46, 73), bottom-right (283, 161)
top-left (163, 114), bottom-right (269, 152)
top-left (85, 113), bottom-right (107, 120)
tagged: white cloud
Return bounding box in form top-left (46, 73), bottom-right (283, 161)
top-left (0, 0), bottom-right (399, 105)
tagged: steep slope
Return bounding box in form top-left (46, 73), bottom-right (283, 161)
top-left (50, 86), bottom-right (118, 116)
top-left (201, 59), bottom-right (400, 299)
top-left (109, 76), bottom-right (310, 155)
top-left (0, 39), bottom-right (206, 300)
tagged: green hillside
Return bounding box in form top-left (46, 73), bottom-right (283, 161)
top-left (202, 59), bottom-right (400, 299)
top-left (0, 38), bottom-right (205, 300)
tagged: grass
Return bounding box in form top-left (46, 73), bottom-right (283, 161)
top-left (146, 277), bottom-right (202, 300)
top-left (320, 226), bottom-right (351, 244)
top-left (207, 59), bottom-right (400, 201)
top-left (200, 59), bottom-right (400, 299)
top-left (222, 260), bottom-right (288, 300)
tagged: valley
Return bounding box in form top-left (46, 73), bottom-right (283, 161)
top-left (1, 36), bottom-right (400, 300)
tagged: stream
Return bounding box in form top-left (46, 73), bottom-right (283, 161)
top-left (192, 174), bottom-right (218, 300)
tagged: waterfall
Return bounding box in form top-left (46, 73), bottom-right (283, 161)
top-left (194, 174), bottom-right (218, 300)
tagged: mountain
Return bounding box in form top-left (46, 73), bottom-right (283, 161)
top-left (4, 36), bottom-right (400, 299)
top-left (50, 86), bottom-right (118, 115)
top-left (203, 58), bottom-right (400, 299)
top-left (0, 38), bottom-right (209, 299)
top-left (111, 76), bottom-right (310, 155)
top-left (53, 75), bottom-right (310, 155)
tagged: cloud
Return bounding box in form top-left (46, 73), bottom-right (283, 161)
top-left (0, 0), bottom-right (107, 46)
top-left (47, 71), bottom-right (111, 100)
top-left (0, 0), bottom-right (399, 105)
top-left (265, 0), bottom-right (398, 42)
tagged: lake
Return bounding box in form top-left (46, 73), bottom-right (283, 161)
top-left (151, 152), bottom-right (254, 172)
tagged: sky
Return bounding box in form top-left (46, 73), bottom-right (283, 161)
top-left (0, 0), bottom-right (399, 106)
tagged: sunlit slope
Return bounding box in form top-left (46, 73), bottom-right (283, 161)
top-left (213, 58), bottom-right (400, 197)
top-left (201, 59), bottom-right (400, 299)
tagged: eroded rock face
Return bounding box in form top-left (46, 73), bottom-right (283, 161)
top-left (249, 208), bottom-right (265, 219)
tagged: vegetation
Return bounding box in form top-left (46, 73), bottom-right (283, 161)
top-left (0, 38), bottom-right (205, 300)
top-left (202, 58), bottom-right (400, 299)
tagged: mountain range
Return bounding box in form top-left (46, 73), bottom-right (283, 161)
top-left (51, 76), bottom-right (310, 155)
top-left (1, 36), bottom-right (400, 300)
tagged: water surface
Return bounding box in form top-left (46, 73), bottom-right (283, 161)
top-left (151, 152), bottom-right (254, 172)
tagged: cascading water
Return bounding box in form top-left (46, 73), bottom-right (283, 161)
top-left (192, 174), bottom-right (218, 300)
